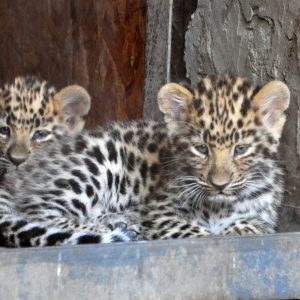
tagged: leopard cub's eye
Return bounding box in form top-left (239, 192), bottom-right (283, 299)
top-left (195, 144), bottom-right (209, 155)
top-left (33, 130), bottom-right (50, 140)
top-left (234, 145), bottom-right (249, 155)
top-left (0, 127), bottom-right (10, 137)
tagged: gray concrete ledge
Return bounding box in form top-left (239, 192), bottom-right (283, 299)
top-left (1, 233), bottom-right (300, 299)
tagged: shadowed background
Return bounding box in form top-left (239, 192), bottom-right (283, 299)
top-left (0, 0), bottom-right (146, 128)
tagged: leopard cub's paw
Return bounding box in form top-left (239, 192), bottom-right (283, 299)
top-left (102, 222), bottom-right (138, 243)
top-left (100, 213), bottom-right (141, 235)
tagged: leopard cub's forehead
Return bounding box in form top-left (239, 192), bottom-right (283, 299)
top-left (187, 75), bottom-right (261, 147)
top-left (0, 77), bottom-right (59, 129)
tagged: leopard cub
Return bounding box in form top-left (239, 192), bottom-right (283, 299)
top-left (0, 76), bottom-right (91, 178)
top-left (0, 74), bottom-right (290, 247)
top-left (142, 75), bottom-right (289, 238)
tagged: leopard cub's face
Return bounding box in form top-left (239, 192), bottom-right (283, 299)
top-left (158, 74), bottom-right (290, 203)
top-left (0, 76), bottom-right (91, 177)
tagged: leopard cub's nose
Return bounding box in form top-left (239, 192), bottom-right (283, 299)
top-left (210, 180), bottom-right (231, 191)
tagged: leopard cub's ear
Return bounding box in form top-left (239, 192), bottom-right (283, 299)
top-left (254, 80), bottom-right (290, 139)
top-left (157, 83), bottom-right (193, 123)
top-left (55, 85), bottom-right (91, 133)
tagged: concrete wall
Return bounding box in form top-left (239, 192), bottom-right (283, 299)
top-left (2, 234), bottom-right (300, 299)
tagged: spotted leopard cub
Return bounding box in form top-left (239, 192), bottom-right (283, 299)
top-left (0, 74), bottom-right (289, 247)
top-left (142, 74), bottom-right (290, 238)
top-left (0, 76), bottom-right (91, 177)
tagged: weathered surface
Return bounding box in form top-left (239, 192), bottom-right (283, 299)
top-left (144, 0), bottom-right (198, 120)
top-left (143, 0), bottom-right (173, 120)
top-left (170, 0), bottom-right (198, 82)
top-left (1, 234), bottom-right (300, 299)
top-left (185, 0), bottom-right (300, 232)
top-left (0, 0), bottom-right (146, 128)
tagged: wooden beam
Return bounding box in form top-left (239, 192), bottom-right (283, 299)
top-left (143, 0), bottom-right (173, 121)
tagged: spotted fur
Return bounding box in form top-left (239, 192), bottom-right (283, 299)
top-left (0, 76), bottom-right (91, 177)
top-left (0, 74), bottom-right (290, 247)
